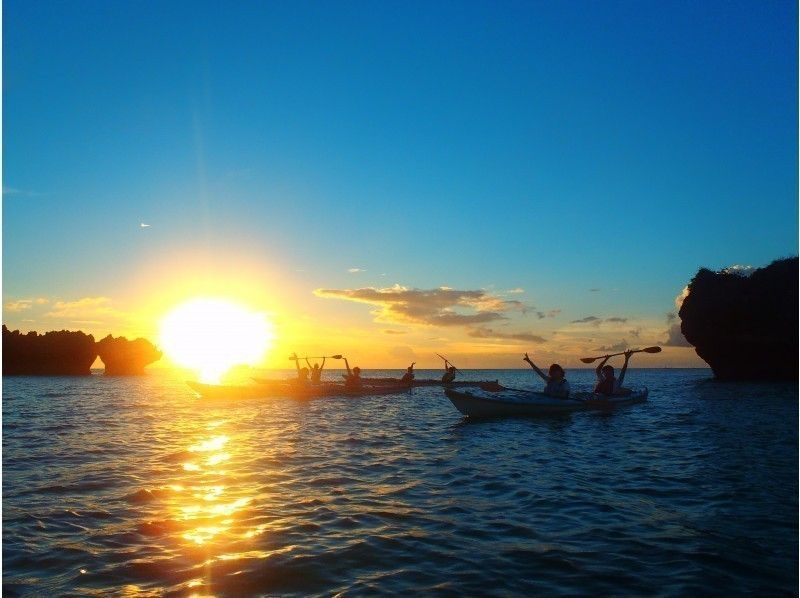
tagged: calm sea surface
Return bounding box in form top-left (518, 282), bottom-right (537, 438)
top-left (3, 368), bottom-right (797, 596)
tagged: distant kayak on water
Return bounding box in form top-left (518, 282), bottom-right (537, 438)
top-left (188, 378), bottom-right (504, 400)
top-left (251, 377), bottom-right (501, 389)
top-left (188, 380), bottom-right (420, 400)
top-left (444, 387), bottom-right (649, 418)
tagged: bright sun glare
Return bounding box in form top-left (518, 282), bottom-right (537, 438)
top-left (159, 298), bottom-right (273, 383)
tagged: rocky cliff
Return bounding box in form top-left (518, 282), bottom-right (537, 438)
top-left (2, 325), bottom-right (97, 375)
top-left (679, 258), bottom-right (798, 381)
top-left (95, 335), bottom-right (162, 375)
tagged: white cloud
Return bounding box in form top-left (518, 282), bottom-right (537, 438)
top-left (45, 297), bottom-right (125, 320)
top-left (3, 187), bottom-right (42, 197)
top-left (4, 297), bottom-right (49, 312)
top-left (315, 285), bottom-right (526, 327)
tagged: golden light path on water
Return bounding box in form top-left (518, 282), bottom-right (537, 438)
top-left (162, 415), bottom-right (274, 594)
top-left (159, 298), bottom-right (274, 383)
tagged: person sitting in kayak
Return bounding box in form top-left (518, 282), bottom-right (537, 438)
top-left (594, 350), bottom-right (633, 396)
top-left (306, 356), bottom-right (326, 385)
top-left (291, 353), bottom-right (310, 385)
top-left (342, 357), bottom-right (362, 390)
top-left (441, 362), bottom-right (457, 384)
top-left (522, 352), bottom-right (570, 397)
top-left (401, 362), bottom-right (415, 385)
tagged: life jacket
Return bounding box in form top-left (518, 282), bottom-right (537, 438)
top-left (545, 378), bottom-right (568, 395)
top-left (401, 372), bottom-right (414, 384)
top-left (344, 374), bottom-right (361, 389)
top-left (594, 375), bottom-right (615, 396)
top-left (442, 371), bottom-right (456, 384)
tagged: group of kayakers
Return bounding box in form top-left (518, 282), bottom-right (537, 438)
top-left (291, 353), bottom-right (459, 390)
top-left (524, 351), bottom-right (633, 397)
top-left (291, 350), bottom-right (636, 398)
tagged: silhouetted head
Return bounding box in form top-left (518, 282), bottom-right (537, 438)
top-left (312, 364), bottom-right (319, 371)
top-left (353, 366), bottom-right (361, 376)
top-left (300, 367), bottom-right (309, 379)
top-left (549, 364), bottom-right (564, 380)
top-left (601, 364), bottom-right (614, 378)
top-left (448, 366), bottom-right (456, 373)
top-left (407, 366), bottom-right (413, 373)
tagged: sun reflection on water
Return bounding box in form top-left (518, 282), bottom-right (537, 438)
top-left (167, 428), bottom-right (255, 552)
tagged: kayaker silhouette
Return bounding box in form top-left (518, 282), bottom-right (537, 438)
top-left (291, 352), bottom-right (310, 385)
top-left (522, 352), bottom-right (570, 397)
top-left (306, 356), bottom-right (326, 385)
top-left (594, 350), bottom-right (633, 396)
top-left (342, 357), bottom-right (362, 389)
top-left (442, 363), bottom-right (456, 384)
top-left (401, 363), bottom-right (415, 385)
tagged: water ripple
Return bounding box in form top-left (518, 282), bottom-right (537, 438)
top-left (3, 369), bottom-right (797, 595)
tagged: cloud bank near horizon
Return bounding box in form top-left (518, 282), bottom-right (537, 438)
top-left (314, 285), bottom-right (551, 343)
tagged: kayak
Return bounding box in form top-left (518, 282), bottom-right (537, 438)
top-left (186, 380), bottom-right (414, 400)
top-left (251, 377), bottom-right (501, 389)
top-left (444, 387), bottom-right (649, 417)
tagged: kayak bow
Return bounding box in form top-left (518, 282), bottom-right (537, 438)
top-left (444, 387), bottom-right (648, 417)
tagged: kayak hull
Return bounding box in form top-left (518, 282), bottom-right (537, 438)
top-left (444, 387), bottom-right (648, 417)
top-left (251, 377), bottom-right (500, 389)
top-left (187, 380), bottom-right (413, 400)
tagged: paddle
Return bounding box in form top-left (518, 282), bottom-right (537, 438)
top-left (579, 346), bottom-right (662, 364)
top-left (436, 353), bottom-right (462, 374)
top-left (289, 354), bottom-right (343, 360)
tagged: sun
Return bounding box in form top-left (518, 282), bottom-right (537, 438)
top-left (159, 298), bottom-right (273, 383)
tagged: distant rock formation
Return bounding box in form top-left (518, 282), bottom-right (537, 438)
top-left (679, 258), bottom-right (798, 381)
top-left (2, 326), bottom-right (162, 376)
top-left (2, 325), bottom-right (97, 375)
top-left (95, 335), bottom-right (162, 375)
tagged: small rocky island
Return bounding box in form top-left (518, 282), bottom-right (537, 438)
top-left (679, 257), bottom-right (798, 381)
top-left (2, 326), bottom-right (162, 376)
top-left (2, 326), bottom-right (98, 375)
top-left (96, 335), bottom-right (163, 375)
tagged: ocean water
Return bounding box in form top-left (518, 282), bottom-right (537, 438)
top-left (2, 368), bottom-right (797, 596)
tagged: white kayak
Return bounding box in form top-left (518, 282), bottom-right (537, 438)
top-left (443, 387), bottom-right (648, 417)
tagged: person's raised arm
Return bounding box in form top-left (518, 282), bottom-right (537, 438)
top-left (343, 357), bottom-right (352, 377)
top-left (305, 357), bottom-right (312, 370)
top-left (320, 357), bottom-right (326, 371)
top-left (292, 352), bottom-right (301, 374)
top-left (618, 350), bottom-right (632, 387)
top-left (523, 352), bottom-right (549, 382)
top-left (596, 355), bottom-right (610, 379)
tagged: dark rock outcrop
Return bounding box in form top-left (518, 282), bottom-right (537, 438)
top-left (2, 325), bottom-right (97, 375)
top-left (96, 335), bottom-right (162, 375)
top-left (679, 258), bottom-right (798, 381)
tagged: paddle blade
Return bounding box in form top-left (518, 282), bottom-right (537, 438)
top-left (642, 346), bottom-right (662, 354)
top-left (330, 354), bottom-right (343, 359)
top-left (580, 357), bottom-right (596, 363)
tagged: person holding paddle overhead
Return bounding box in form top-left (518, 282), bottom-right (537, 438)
top-left (442, 362), bottom-right (457, 384)
top-left (436, 354), bottom-right (461, 384)
top-left (342, 357), bottom-right (362, 390)
top-left (291, 353), bottom-right (310, 385)
top-left (306, 356), bottom-right (326, 385)
top-left (522, 353), bottom-right (570, 397)
top-left (594, 351), bottom-right (633, 396)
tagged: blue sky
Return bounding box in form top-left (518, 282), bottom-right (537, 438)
top-left (3, 1), bottom-right (797, 366)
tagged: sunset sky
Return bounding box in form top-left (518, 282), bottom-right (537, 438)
top-left (3, 1), bottom-right (797, 369)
